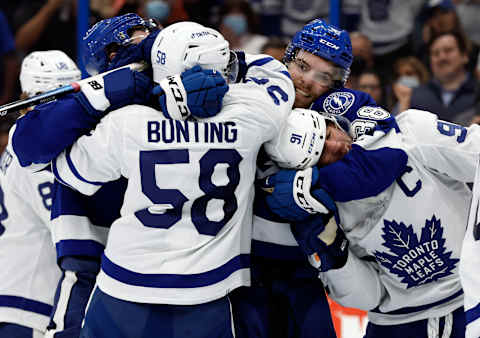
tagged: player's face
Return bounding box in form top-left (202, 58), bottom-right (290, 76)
top-left (317, 121), bottom-right (352, 166)
top-left (288, 50), bottom-right (334, 108)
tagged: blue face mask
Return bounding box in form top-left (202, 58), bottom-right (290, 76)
top-left (146, 0), bottom-right (170, 22)
top-left (222, 14), bottom-right (248, 36)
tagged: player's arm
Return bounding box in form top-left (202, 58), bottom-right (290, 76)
top-left (11, 67), bottom-right (228, 169)
top-left (45, 256), bottom-right (100, 338)
top-left (46, 179), bottom-right (124, 337)
top-left (320, 251), bottom-right (385, 310)
top-left (264, 143), bottom-right (409, 222)
top-left (397, 109), bottom-right (480, 183)
top-left (238, 53), bottom-right (295, 133)
top-left (52, 111), bottom-right (123, 196)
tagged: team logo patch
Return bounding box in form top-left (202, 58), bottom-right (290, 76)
top-left (374, 216), bottom-right (458, 289)
top-left (322, 92), bottom-right (355, 115)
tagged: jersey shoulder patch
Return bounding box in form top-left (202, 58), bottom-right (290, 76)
top-left (322, 91), bottom-right (355, 115)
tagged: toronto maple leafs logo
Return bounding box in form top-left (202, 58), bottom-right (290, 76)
top-left (322, 92), bottom-right (355, 115)
top-left (374, 216), bottom-right (458, 289)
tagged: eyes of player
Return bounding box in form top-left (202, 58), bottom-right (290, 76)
top-left (293, 58), bottom-right (333, 87)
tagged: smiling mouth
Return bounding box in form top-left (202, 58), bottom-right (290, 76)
top-left (296, 88), bottom-right (311, 98)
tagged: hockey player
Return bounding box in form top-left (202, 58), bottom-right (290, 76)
top-left (2, 14), bottom-right (230, 338)
top-left (0, 50), bottom-right (81, 338)
top-left (263, 106), bottom-right (478, 338)
top-left (10, 17), bottom-right (389, 338)
top-left (231, 19), bottom-right (396, 338)
top-left (48, 22), bottom-right (304, 337)
top-left (460, 160), bottom-right (480, 338)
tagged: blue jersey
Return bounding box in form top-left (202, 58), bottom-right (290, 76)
top-left (311, 87), bottom-right (397, 139)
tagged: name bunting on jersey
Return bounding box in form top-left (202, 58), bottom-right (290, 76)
top-left (147, 120), bottom-right (238, 144)
top-left (374, 216), bottom-right (459, 288)
top-left (322, 91), bottom-right (355, 115)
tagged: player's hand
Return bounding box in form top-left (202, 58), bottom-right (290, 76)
top-left (152, 65), bottom-right (229, 120)
top-left (291, 213), bottom-right (349, 272)
top-left (263, 167), bottom-right (337, 222)
top-left (75, 68), bottom-right (153, 118)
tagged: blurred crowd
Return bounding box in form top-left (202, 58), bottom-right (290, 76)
top-left (1, 0), bottom-right (480, 144)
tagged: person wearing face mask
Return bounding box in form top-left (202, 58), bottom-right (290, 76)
top-left (144, 0), bottom-right (171, 26)
top-left (391, 56), bottom-right (429, 115)
top-left (218, 0), bottom-right (268, 54)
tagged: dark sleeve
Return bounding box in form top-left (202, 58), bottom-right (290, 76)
top-left (47, 256), bottom-right (100, 337)
top-left (316, 144), bottom-right (408, 202)
top-left (11, 94), bottom-right (99, 167)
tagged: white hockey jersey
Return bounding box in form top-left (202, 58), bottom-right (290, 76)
top-left (461, 154), bottom-right (480, 338)
top-left (321, 109), bottom-right (480, 325)
top-left (0, 144), bottom-right (61, 331)
top-left (52, 55), bottom-right (294, 305)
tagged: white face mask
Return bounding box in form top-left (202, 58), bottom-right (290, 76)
top-left (396, 75), bottom-right (420, 88)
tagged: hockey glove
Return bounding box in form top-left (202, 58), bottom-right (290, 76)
top-left (75, 67), bottom-right (154, 118)
top-left (263, 167), bottom-right (337, 222)
top-left (291, 213), bottom-right (349, 272)
top-left (153, 65), bottom-right (229, 120)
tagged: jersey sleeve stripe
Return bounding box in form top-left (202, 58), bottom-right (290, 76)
top-left (370, 289), bottom-right (463, 315)
top-left (247, 57), bottom-right (275, 68)
top-left (65, 146), bottom-right (104, 186)
top-left (466, 302), bottom-right (480, 325)
top-left (56, 239), bottom-right (105, 260)
top-left (101, 253), bottom-right (250, 288)
top-left (280, 70), bottom-right (291, 79)
top-left (0, 295), bottom-right (53, 317)
top-left (51, 158), bottom-right (76, 190)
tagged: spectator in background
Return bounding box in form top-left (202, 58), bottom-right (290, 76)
top-left (182, 0), bottom-right (221, 27)
top-left (217, 0), bottom-right (267, 54)
top-left (348, 31), bottom-right (375, 89)
top-left (415, 0), bottom-right (479, 73)
top-left (260, 37), bottom-right (287, 61)
top-left (139, 0), bottom-right (171, 27)
top-left (357, 0), bottom-right (426, 84)
top-left (356, 69), bottom-right (388, 109)
top-left (90, 0), bottom-right (118, 19)
top-left (13, 0), bottom-right (77, 59)
top-left (456, 0), bottom-right (480, 46)
top-left (410, 31), bottom-right (478, 126)
top-left (0, 10), bottom-right (19, 105)
top-left (391, 56), bottom-right (430, 115)
top-left (250, 0), bottom-right (359, 39)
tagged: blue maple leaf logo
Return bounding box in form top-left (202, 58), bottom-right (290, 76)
top-left (373, 215), bottom-right (459, 289)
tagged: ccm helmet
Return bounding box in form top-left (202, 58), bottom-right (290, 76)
top-left (284, 19), bottom-right (353, 87)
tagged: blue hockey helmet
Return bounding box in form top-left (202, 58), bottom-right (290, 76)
top-left (82, 13), bottom-right (157, 75)
top-left (284, 19), bottom-right (353, 87)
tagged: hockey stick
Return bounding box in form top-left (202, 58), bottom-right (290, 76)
top-left (0, 62), bottom-right (147, 116)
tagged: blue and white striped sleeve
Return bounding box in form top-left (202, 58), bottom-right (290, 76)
top-left (52, 113), bottom-right (122, 196)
